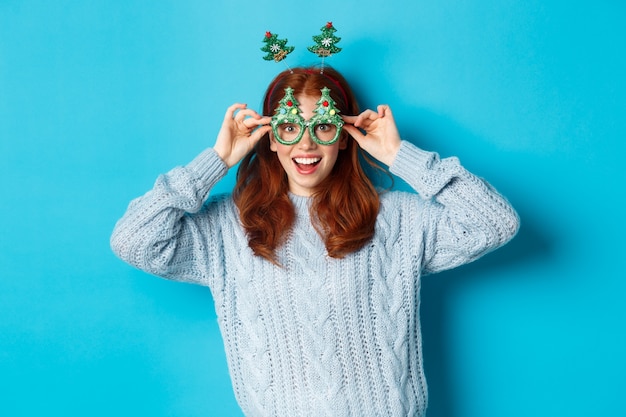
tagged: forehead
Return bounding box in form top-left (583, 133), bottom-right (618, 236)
top-left (295, 94), bottom-right (317, 118)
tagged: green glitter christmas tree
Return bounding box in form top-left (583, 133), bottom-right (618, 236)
top-left (308, 22), bottom-right (342, 57)
top-left (261, 31), bottom-right (294, 62)
top-left (273, 87), bottom-right (301, 120)
top-left (270, 87), bottom-right (304, 145)
top-left (311, 88), bottom-right (343, 125)
top-left (309, 87), bottom-right (344, 144)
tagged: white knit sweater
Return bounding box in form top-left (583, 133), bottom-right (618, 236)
top-left (111, 140), bottom-right (519, 417)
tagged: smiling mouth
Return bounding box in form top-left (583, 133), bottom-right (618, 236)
top-left (292, 157), bottom-right (321, 172)
top-left (293, 157), bottom-right (321, 166)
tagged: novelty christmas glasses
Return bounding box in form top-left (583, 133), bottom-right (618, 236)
top-left (271, 87), bottom-right (344, 146)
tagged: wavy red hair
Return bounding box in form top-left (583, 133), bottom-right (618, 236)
top-left (233, 67), bottom-right (383, 263)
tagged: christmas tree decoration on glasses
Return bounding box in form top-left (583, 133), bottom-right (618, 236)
top-left (271, 87), bottom-right (344, 146)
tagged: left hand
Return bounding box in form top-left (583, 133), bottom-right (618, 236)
top-left (342, 105), bottom-right (402, 166)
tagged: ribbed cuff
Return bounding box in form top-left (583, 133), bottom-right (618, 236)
top-left (186, 147), bottom-right (229, 190)
top-left (389, 140), bottom-right (463, 199)
top-left (389, 140), bottom-right (434, 180)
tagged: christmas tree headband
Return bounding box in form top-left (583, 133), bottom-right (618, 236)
top-left (261, 21), bottom-right (346, 102)
top-left (262, 22), bottom-right (346, 145)
top-left (261, 22), bottom-right (342, 74)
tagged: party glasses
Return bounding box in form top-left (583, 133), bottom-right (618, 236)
top-left (271, 87), bottom-right (344, 145)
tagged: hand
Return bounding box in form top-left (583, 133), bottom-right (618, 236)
top-left (342, 105), bottom-right (402, 166)
top-left (213, 103), bottom-right (272, 168)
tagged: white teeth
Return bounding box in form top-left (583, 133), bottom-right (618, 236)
top-left (294, 157), bottom-right (321, 165)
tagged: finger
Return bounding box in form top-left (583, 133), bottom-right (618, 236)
top-left (249, 125), bottom-right (272, 143)
top-left (343, 124), bottom-right (366, 143)
top-left (235, 112), bottom-right (246, 123)
top-left (377, 104), bottom-right (395, 120)
top-left (364, 109), bottom-right (380, 119)
top-left (239, 111), bottom-right (270, 130)
top-left (239, 109), bottom-right (264, 119)
top-left (248, 116), bottom-right (272, 126)
top-left (235, 108), bottom-right (261, 123)
top-left (342, 115), bottom-right (358, 124)
top-left (225, 103), bottom-right (247, 121)
top-left (353, 109), bottom-right (379, 128)
top-left (243, 115), bottom-right (272, 131)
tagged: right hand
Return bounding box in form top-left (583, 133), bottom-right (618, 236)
top-left (213, 103), bottom-right (272, 168)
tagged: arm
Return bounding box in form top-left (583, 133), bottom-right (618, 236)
top-left (110, 104), bottom-right (271, 284)
top-left (110, 148), bottom-right (229, 285)
top-left (344, 106), bottom-right (519, 274)
top-left (391, 141), bottom-right (519, 274)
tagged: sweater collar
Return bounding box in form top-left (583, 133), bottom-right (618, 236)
top-left (288, 193), bottom-right (312, 217)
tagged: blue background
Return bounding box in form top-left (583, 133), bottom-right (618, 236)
top-left (1, 1), bottom-right (624, 416)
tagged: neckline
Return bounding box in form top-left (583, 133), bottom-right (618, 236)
top-left (288, 192), bottom-right (312, 217)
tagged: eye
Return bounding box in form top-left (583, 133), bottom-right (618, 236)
top-left (280, 123), bottom-right (297, 132)
top-left (316, 123), bottom-right (332, 132)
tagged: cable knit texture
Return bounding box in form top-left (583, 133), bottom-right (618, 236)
top-left (111, 141), bottom-right (519, 417)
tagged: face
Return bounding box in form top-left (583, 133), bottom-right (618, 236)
top-left (270, 94), bottom-right (347, 197)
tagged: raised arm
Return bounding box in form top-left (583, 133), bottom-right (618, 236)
top-left (110, 148), bottom-right (230, 285)
top-left (110, 104), bottom-right (271, 285)
top-left (344, 105), bottom-right (519, 274)
top-left (391, 141), bottom-right (519, 274)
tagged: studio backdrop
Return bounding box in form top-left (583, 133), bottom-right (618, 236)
top-left (1, 1), bottom-right (624, 416)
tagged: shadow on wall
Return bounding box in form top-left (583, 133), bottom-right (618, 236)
top-left (400, 104), bottom-right (555, 417)
top-left (421, 211), bottom-right (552, 417)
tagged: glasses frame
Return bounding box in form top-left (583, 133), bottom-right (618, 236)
top-left (270, 87), bottom-right (345, 146)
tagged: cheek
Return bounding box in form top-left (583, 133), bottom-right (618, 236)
top-left (272, 143), bottom-right (294, 166)
top-left (324, 146), bottom-right (341, 164)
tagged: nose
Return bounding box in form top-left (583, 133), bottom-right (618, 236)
top-left (297, 128), bottom-right (317, 149)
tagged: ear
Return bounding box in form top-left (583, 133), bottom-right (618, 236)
top-left (338, 134), bottom-right (348, 150)
top-left (269, 131), bottom-right (278, 152)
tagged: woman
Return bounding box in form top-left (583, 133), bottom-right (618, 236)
top-left (111, 67), bottom-right (519, 417)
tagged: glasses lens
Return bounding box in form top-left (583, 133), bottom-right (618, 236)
top-left (276, 122), bottom-right (303, 144)
top-left (312, 122), bottom-right (340, 145)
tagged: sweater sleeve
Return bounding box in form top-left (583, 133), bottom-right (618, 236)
top-left (110, 148), bottom-right (230, 286)
top-left (390, 140), bottom-right (519, 274)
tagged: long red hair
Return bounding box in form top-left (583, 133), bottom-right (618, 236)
top-left (233, 67), bottom-right (383, 263)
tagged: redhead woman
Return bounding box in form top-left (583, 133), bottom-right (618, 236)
top-left (111, 67), bottom-right (519, 417)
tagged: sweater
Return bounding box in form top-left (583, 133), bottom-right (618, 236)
top-left (110, 140), bottom-right (519, 417)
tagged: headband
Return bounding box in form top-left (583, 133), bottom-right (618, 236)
top-left (264, 70), bottom-right (349, 116)
top-left (261, 22), bottom-right (347, 115)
